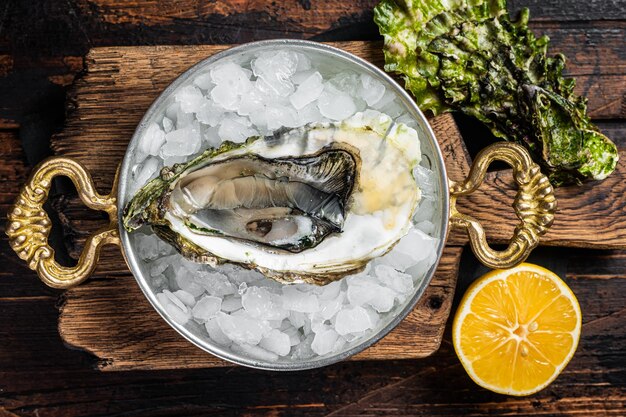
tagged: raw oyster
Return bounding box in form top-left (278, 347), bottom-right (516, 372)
top-left (124, 112), bottom-right (422, 285)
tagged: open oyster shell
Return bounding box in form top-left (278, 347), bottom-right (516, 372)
top-left (123, 112), bottom-right (422, 285)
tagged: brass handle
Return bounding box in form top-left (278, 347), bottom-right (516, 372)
top-left (6, 157), bottom-right (120, 289)
top-left (449, 142), bottom-right (557, 269)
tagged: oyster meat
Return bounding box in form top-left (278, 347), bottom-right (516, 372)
top-left (124, 112), bottom-right (422, 284)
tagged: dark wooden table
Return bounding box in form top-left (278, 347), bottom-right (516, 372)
top-left (1, 1), bottom-right (624, 416)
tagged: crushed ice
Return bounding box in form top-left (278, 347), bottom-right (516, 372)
top-left (128, 48), bottom-right (441, 363)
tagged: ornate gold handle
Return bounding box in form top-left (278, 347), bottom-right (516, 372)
top-left (6, 157), bottom-right (120, 289)
top-left (449, 142), bottom-right (557, 269)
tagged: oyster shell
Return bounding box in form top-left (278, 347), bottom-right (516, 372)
top-left (168, 147), bottom-right (357, 252)
top-left (124, 112), bottom-right (422, 284)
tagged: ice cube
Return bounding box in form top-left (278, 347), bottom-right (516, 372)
top-left (347, 279), bottom-right (377, 306)
top-left (347, 279), bottom-right (396, 313)
top-left (310, 315), bottom-right (327, 334)
top-left (174, 273), bottom-right (206, 297)
top-left (358, 74), bottom-right (386, 106)
top-left (180, 259), bottom-right (202, 275)
top-left (295, 52), bottom-right (311, 71)
top-left (193, 72), bottom-right (214, 90)
top-left (218, 114), bottom-right (257, 143)
top-left (334, 306), bottom-right (375, 335)
top-left (259, 329), bottom-right (291, 356)
top-left (288, 311), bottom-right (307, 329)
top-left (209, 62), bottom-right (253, 110)
top-left (290, 334), bottom-right (315, 360)
top-left (371, 89), bottom-right (396, 110)
top-left (163, 289), bottom-right (188, 311)
top-left (135, 233), bottom-right (169, 261)
top-left (221, 295), bottom-right (243, 313)
top-left (210, 62), bottom-right (252, 94)
top-left (311, 328), bottom-right (339, 356)
top-left (252, 50), bottom-right (298, 97)
top-left (374, 264), bottom-right (414, 295)
top-left (175, 85), bottom-right (204, 113)
top-left (176, 106), bottom-right (195, 128)
top-left (225, 266), bottom-right (265, 284)
top-left (242, 287), bottom-right (288, 321)
top-left (333, 336), bottom-right (347, 352)
top-left (216, 311), bottom-right (270, 345)
top-left (247, 108), bottom-right (269, 129)
top-left (196, 99), bottom-right (225, 127)
top-left (328, 72), bottom-right (360, 92)
top-left (404, 243), bottom-right (439, 280)
top-left (415, 220), bottom-right (436, 235)
top-left (230, 307), bottom-right (248, 317)
top-left (149, 254), bottom-right (177, 277)
top-left (131, 157), bottom-right (161, 192)
top-left (297, 101), bottom-right (324, 125)
top-left (196, 270), bottom-right (237, 297)
top-left (165, 102), bottom-right (180, 121)
top-left (254, 77), bottom-right (289, 102)
top-left (319, 281), bottom-right (341, 300)
top-left (255, 278), bottom-right (284, 292)
top-left (237, 87), bottom-right (266, 117)
top-left (413, 195), bottom-right (436, 223)
top-left (205, 316), bottom-right (231, 345)
top-left (192, 296), bottom-right (222, 322)
top-left (282, 286), bottom-right (319, 313)
top-left (262, 105), bottom-right (299, 130)
top-left (211, 84), bottom-right (240, 111)
top-left (138, 123), bottom-right (166, 156)
top-left (317, 87), bottom-right (356, 120)
top-left (343, 330), bottom-right (368, 343)
top-left (238, 282), bottom-right (248, 296)
top-left (162, 116), bottom-right (174, 133)
top-left (413, 165), bottom-right (437, 198)
top-left (353, 96), bottom-right (368, 113)
top-left (202, 125), bottom-right (222, 148)
top-left (150, 274), bottom-right (168, 292)
top-left (295, 283), bottom-right (320, 294)
top-left (282, 325), bottom-right (301, 346)
top-left (292, 69), bottom-right (317, 85)
top-left (164, 302), bottom-right (191, 325)
top-left (364, 306), bottom-right (381, 328)
top-left (161, 124), bottom-right (202, 157)
top-left (289, 71), bottom-right (324, 110)
top-left (380, 228), bottom-right (437, 272)
top-left (268, 319), bottom-right (284, 328)
top-left (173, 290), bottom-right (196, 307)
top-left (157, 291), bottom-right (191, 325)
top-left (232, 342), bottom-right (279, 362)
top-left (319, 292), bottom-right (345, 320)
top-left (350, 271), bottom-right (374, 284)
top-left (302, 319), bottom-right (312, 336)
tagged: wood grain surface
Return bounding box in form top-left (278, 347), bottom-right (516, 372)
top-left (0, 1), bottom-right (624, 416)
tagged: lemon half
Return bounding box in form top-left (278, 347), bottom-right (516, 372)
top-left (453, 263), bottom-right (582, 396)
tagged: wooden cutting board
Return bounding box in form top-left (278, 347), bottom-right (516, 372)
top-left (51, 42), bottom-right (626, 371)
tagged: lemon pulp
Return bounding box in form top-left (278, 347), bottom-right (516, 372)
top-left (453, 263), bottom-right (582, 396)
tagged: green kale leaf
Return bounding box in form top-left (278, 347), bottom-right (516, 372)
top-left (374, 0), bottom-right (618, 185)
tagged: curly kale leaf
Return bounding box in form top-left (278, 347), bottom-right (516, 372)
top-left (374, 0), bottom-right (618, 185)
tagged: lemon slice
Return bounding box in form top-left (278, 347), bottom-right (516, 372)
top-left (453, 263), bottom-right (582, 396)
